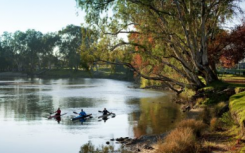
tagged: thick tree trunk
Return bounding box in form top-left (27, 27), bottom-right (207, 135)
top-left (203, 65), bottom-right (218, 85)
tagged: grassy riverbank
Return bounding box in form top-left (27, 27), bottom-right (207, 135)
top-left (147, 74), bottom-right (245, 153)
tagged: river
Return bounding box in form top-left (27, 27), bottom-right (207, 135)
top-left (0, 78), bottom-right (182, 153)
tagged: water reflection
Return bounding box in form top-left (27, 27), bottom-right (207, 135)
top-left (128, 97), bottom-right (182, 137)
top-left (56, 116), bottom-right (61, 124)
top-left (0, 78), bottom-right (181, 153)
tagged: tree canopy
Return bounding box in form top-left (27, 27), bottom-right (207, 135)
top-left (75, 0), bottom-right (242, 91)
top-left (0, 25), bottom-right (94, 73)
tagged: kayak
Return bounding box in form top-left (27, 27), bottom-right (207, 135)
top-left (98, 113), bottom-right (115, 118)
top-left (48, 113), bottom-right (67, 119)
top-left (72, 114), bottom-right (92, 121)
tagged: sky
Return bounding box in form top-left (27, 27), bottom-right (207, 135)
top-left (0, 0), bottom-right (85, 34)
top-left (0, 0), bottom-right (245, 35)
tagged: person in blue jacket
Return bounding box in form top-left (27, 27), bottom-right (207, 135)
top-left (79, 109), bottom-right (87, 117)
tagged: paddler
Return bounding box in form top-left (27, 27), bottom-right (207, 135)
top-left (55, 108), bottom-right (61, 116)
top-left (102, 108), bottom-right (110, 115)
top-left (79, 109), bottom-right (87, 117)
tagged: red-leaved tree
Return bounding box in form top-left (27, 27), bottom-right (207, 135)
top-left (209, 22), bottom-right (245, 68)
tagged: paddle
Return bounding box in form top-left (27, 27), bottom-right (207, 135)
top-left (73, 111), bottom-right (93, 119)
top-left (48, 113), bottom-right (67, 119)
top-left (47, 111), bottom-right (57, 118)
top-left (98, 110), bottom-right (114, 114)
top-left (98, 110), bottom-right (116, 119)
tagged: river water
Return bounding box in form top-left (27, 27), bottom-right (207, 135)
top-left (0, 78), bottom-right (182, 153)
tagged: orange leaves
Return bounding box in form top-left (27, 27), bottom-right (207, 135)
top-left (132, 54), bottom-right (142, 68)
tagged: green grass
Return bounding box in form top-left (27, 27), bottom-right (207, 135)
top-left (229, 91), bottom-right (245, 124)
top-left (219, 74), bottom-right (245, 81)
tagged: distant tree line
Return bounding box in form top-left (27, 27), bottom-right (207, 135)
top-left (0, 24), bottom-right (94, 73)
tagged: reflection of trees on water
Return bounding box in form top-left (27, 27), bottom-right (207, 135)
top-left (60, 97), bottom-right (101, 108)
top-left (128, 95), bottom-right (182, 137)
top-left (1, 86), bottom-right (54, 120)
top-left (79, 141), bottom-right (132, 153)
top-left (0, 78), bottom-right (103, 121)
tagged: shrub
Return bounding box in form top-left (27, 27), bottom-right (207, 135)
top-left (220, 112), bottom-right (235, 127)
top-left (156, 127), bottom-right (198, 153)
top-left (177, 119), bottom-right (207, 137)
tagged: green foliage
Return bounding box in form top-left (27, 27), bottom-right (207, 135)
top-left (0, 24), bottom-right (98, 74)
top-left (75, 0), bottom-right (241, 90)
top-left (57, 25), bottom-right (83, 70)
top-left (220, 112), bottom-right (234, 127)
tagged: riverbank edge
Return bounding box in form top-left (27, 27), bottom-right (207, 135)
top-left (124, 85), bottom-right (245, 153)
top-left (120, 104), bottom-right (204, 152)
top-left (120, 108), bottom-right (204, 153)
top-left (0, 70), bottom-right (135, 81)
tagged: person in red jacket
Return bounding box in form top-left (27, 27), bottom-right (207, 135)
top-left (55, 108), bottom-right (61, 116)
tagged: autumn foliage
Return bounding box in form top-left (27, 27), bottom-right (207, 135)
top-left (208, 22), bottom-right (245, 68)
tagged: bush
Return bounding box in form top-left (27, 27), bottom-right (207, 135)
top-left (177, 119), bottom-right (207, 137)
top-left (220, 112), bottom-right (235, 127)
top-left (156, 127), bottom-right (198, 153)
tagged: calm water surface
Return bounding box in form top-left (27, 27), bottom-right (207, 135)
top-left (0, 78), bottom-right (182, 153)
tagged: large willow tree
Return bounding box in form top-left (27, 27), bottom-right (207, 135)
top-left (76, 0), bottom-right (241, 92)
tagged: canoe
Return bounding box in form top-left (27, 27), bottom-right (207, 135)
top-left (48, 113), bottom-right (67, 119)
top-left (98, 113), bottom-right (115, 118)
top-left (72, 114), bottom-right (92, 121)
